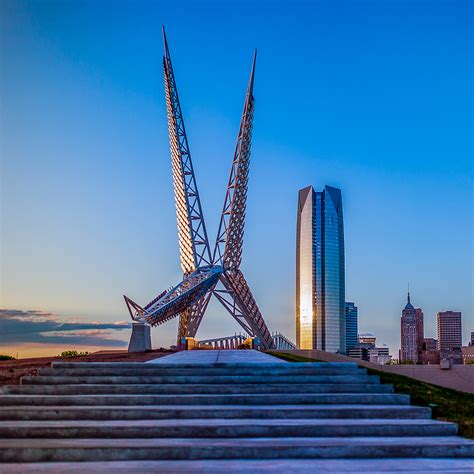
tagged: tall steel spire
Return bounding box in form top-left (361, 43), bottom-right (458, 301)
top-left (213, 50), bottom-right (256, 269)
top-left (162, 26), bottom-right (212, 273)
top-left (124, 32), bottom-right (274, 349)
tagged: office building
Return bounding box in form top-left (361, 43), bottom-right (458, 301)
top-left (400, 292), bottom-right (418, 363)
top-left (415, 308), bottom-right (424, 356)
top-left (348, 336), bottom-right (392, 365)
top-left (296, 185), bottom-right (345, 352)
top-left (437, 311), bottom-right (462, 351)
top-left (421, 338), bottom-right (439, 365)
top-left (369, 345), bottom-right (392, 365)
top-left (345, 302), bottom-right (358, 351)
top-left (423, 338), bottom-right (437, 351)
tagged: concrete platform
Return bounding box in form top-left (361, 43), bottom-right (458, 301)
top-left (145, 349), bottom-right (287, 364)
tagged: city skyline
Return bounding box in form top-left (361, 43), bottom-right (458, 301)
top-left (1, 0), bottom-right (472, 358)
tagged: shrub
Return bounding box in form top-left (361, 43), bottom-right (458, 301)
top-left (59, 350), bottom-right (90, 358)
top-left (0, 355), bottom-right (16, 361)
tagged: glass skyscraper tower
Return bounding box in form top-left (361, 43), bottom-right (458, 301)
top-left (296, 185), bottom-right (346, 352)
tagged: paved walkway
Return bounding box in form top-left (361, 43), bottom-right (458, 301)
top-left (146, 349), bottom-right (287, 364)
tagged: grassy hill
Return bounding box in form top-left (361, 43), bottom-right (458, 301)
top-left (269, 351), bottom-right (474, 440)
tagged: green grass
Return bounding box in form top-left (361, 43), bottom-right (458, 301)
top-left (269, 351), bottom-right (474, 439)
top-left (267, 351), bottom-right (323, 363)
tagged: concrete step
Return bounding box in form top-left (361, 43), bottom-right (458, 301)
top-left (0, 393), bottom-right (410, 406)
top-left (51, 362), bottom-right (357, 369)
top-left (0, 383), bottom-right (394, 396)
top-left (3, 458), bottom-right (474, 473)
top-left (1, 436), bottom-right (473, 462)
top-left (0, 405), bottom-right (431, 421)
top-left (0, 419), bottom-right (457, 439)
top-left (38, 366), bottom-right (366, 376)
top-left (20, 374), bottom-right (380, 385)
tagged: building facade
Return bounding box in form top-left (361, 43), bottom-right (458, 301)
top-left (345, 302), bottom-right (358, 351)
top-left (358, 333), bottom-right (376, 345)
top-left (400, 293), bottom-right (418, 363)
top-left (296, 185), bottom-right (345, 352)
top-left (462, 346), bottom-right (474, 364)
top-left (415, 308), bottom-right (424, 357)
top-left (437, 311), bottom-right (462, 351)
top-left (420, 337), bottom-right (439, 365)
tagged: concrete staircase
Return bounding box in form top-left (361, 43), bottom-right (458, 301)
top-left (0, 357), bottom-right (473, 469)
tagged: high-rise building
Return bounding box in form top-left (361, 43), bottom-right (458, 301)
top-left (437, 311), bottom-right (462, 351)
top-left (400, 293), bottom-right (418, 363)
top-left (296, 185), bottom-right (345, 352)
top-left (415, 308), bottom-right (424, 356)
top-left (345, 302), bottom-right (358, 351)
top-left (469, 331), bottom-right (474, 347)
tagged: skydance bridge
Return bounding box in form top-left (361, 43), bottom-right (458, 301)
top-left (124, 28), bottom-right (275, 349)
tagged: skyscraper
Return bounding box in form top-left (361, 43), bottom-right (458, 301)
top-left (437, 311), bottom-right (462, 351)
top-left (296, 185), bottom-right (345, 352)
top-left (345, 302), bottom-right (358, 351)
top-left (400, 293), bottom-right (418, 363)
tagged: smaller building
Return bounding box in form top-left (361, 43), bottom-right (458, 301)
top-left (421, 349), bottom-right (440, 365)
top-left (369, 345), bottom-right (392, 365)
top-left (461, 346), bottom-right (474, 364)
top-left (469, 332), bottom-right (474, 347)
top-left (437, 311), bottom-right (462, 351)
top-left (348, 338), bottom-right (392, 365)
top-left (422, 338), bottom-right (438, 351)
top-left (440, 347), bottom-right (463, 365)
top-left (420, 337), bottom-right (440, 364)
top-left (348, 344), bottom-right (372, 360)
top-left (358, 333), bottom-right (376, 345)
top-left (345, 302), bottom-right (358, 351)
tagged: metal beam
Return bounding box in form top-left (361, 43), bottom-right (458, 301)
top-left (163, 27), bottom-right (212, 274)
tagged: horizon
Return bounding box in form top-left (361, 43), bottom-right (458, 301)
top-left (1, 0), bottom-right (472, 359)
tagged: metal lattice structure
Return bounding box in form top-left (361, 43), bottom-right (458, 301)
top-left (124, 28), bottom-right (274, 350)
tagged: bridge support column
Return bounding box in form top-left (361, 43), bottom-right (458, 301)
top-left (128, 322), bottom-right (152, 353)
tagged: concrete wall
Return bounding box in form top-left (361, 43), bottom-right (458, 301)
top-left (275, 349), bottom-right (474, 394)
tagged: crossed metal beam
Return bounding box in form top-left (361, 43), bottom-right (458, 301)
top-left (124, 28), bottom-right (274, 350)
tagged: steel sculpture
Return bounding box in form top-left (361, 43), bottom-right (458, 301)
top-left (124, 28), bottom-right (274, 349)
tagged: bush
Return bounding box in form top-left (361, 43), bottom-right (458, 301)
top-left (59, 350), bottom-right (90, 358)
top-left (0, 355), bottom-right (16, 361)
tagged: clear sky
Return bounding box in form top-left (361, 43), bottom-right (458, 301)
top-left (1, 0), bottom-right (472, 358)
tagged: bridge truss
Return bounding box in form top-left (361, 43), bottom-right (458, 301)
top-left (124, 28), bottom-right (275, 350)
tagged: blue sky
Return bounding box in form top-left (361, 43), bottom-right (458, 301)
top-left (1, 0), bottom-right (472, 357)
